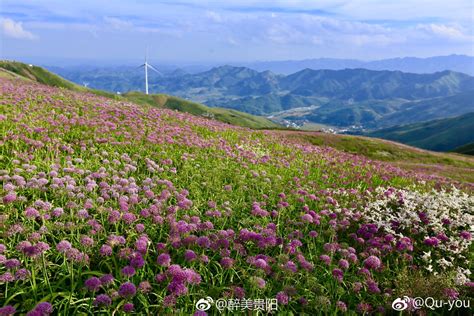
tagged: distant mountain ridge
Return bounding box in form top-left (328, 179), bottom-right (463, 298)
top-left (243, 54), bottom-right (474, 75)
top-left (50, 62), bottom-right (474, 132)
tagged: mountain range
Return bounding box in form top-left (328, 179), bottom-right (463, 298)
top-left (242, 54), bottom-right (474, 75)
top-left (52, 63), bottom-right (474, 130)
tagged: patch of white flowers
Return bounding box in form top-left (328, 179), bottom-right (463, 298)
top-left (362, 186), bottom-right (473, 284)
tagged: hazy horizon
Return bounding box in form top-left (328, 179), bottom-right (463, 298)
top-left (1, 0), bottom-right (473, 64)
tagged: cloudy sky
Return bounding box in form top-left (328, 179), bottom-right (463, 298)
top-left (1, 0), bottom-right (473, 64)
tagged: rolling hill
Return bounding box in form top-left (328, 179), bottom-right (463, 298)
top-left (452, 143), bottom-right (474, 155)
top-left (365, 112), bottom-right (474, 152)
top-left (0, 61), bottom-right (278, 129)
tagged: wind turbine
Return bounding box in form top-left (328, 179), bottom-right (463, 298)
top-left (139, 49), bottom-right (162, 95)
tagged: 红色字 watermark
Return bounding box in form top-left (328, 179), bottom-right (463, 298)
top-left (195, 297), bottom-right (278, 312)
top-left (392, 296), bottom-right (471, 311)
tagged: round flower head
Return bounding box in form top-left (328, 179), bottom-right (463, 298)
top-left (157, 253), bottom-right (171, 267)
top-left (123, 303), bottom-right (134, 313)
top-left (276, 291), bottom-right (289, 305)
top-left (220, 257), bottom-right (235, 269)
top-left (100, 274), bottom-right (114, 286)
top-left (121, 265), bottom-right (136, 277)
top-left (100, 245), bottom-right (113, 257)
top-left (184, 249), bottom-right (197, 262)
top-left (363, 256), bottom-right (381, 270)
top-left (93, 294), bottom-right (112, 307)
top-left (85, 277), bottom-right (102, 291)
top-left (118, 282), bottom-right (136, 298)
top-left (32, 302), bottom-right (53, 315)
top-left (0, 305), bottom-right (16, 316)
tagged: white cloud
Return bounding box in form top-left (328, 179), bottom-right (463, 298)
top-left (0, 18), bottom-right (36, 40)
top-left (104, 17), bottom-right (133, 30)
top-left (415, 24), bottom-right (472, 41)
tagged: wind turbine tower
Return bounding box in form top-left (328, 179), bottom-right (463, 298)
top-left (139, 49), bottom-right (162, 95)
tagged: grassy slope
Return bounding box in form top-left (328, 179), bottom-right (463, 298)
top-left (279, 130), bottom-right (474, 183)
top-left (2, 61), bottom-right (473, 182)
top-left (366, 113), bottom-right (474, 151)
top-left (123, 92), bottom-right (279, 129)
top-left (0, 61), bottom-right (278, 129)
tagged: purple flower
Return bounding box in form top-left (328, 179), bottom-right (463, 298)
top-left (460, 231), bottom-right (472, 240)
top-left (56, 240), bottom-right (72, 253)
top-left (353, 282), bottom-right (363, 293)
top-left (85, 277), bottom-right (102, 291)
top-left (319, 255), bottom-right (331, 265)
top-left (357, 302), bottom-right (372, 313)
top-left (363, 256), bottom-right (381, 270)
top-left (184, 250), bottom-right (197, 262)
top-left (130, 253), bottom-right (145, 269)
top-left (284, 260), bottom-right (298, 273)
top-left (395, 237), bottom-right (413, 251)
top-left (0, 272), bottom-right (15, 283)
top-left (163, 295), bottom-right (177, 307)
top-left (157, 253), bottom-right (171, 267)
top-left (424, 237), bottom-right (440, 247)
top-left (276, 291), bottom-right (289, 305)
top-left (167, 280), bottom-right (188, 296)
top-left (123, 303), bottom-right (134, 313)
top-left (138, 281), bottom-right (152, 293)
top-left (5, 259), bottom-right (21, 269)
top-left (100, 274), bottom-right (114, 286)
top-left (367, 280), bottom-right (381, 294)
top-left (253, 276), bottom-right (266, 289)
top-left (197, 236), bottom-right (211, 248)
top-left (24, 207), bottom-right (40, 219)
top-left (0, 305), bottom-right (16, 316)
top-left (220, 257), bottom-right (235, 269)
top-left (338, 259), bottom-right (349, 270)
top-left (121, 266), bottom-right (136, 277)
top-left (80, 236), bottom-right (94, 247)
top-left (336, 301), bottom-right (347, 312)
top-left (93, 294), bottom-right (112, 307)
top-left (15, 268), bottom-right (31, 280)
top-left (99, 245), bottom-right (113, 257)
top-left (332, 268), bottom-right (344, 282)
top-left (31, 302), bottom-right (53, 315)
top-left (118, 282), bottom-right (136, 298)
top-left (3, 192), bottom-right (17, 204)
top-left (444, 288), bottom-right (459, 300)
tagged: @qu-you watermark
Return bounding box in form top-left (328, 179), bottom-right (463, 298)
top-left (392, 296), bottom-right (471, 311)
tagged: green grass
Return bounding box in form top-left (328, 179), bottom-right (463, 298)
top-left (282, 131), bottom-right (474, 182)
top-left (123, 92), bottom-right (279, 129)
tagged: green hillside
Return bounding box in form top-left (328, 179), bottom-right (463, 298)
top-left (123, 92), bottom-right (279, 128)
top-left (0, 61), bottom-right (278, 129)
top-left (452, 142), bottom-right (474, 155)
top-left (366, 112), bottom-right (474, 152)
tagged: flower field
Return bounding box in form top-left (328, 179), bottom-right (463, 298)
top-left (0, 77), bottom-right (473, 315)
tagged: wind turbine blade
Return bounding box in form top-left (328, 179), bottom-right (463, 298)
top-left (138, 64), bottom-right (145, 68)
top-left (147, 64), bottom-right (163, 76)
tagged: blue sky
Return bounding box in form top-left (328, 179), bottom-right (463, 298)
top-left (1, 0), bottom-right (473, 64)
